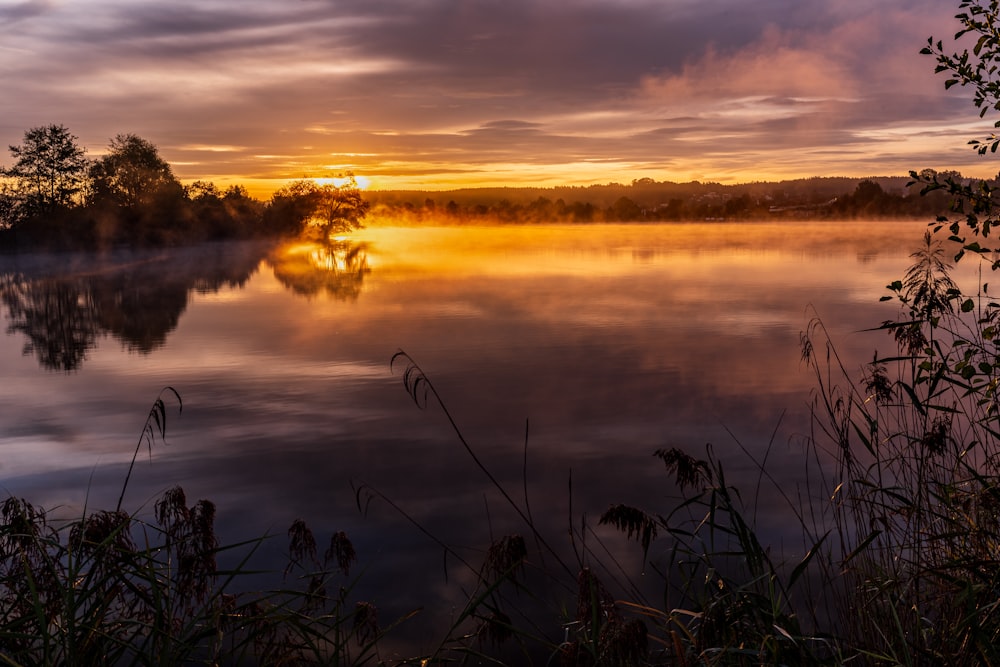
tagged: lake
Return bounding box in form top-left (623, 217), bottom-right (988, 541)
top-left (0, 219), bottom-right (937, 657)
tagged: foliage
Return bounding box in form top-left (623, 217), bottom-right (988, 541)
top-left (0, 125), bottom-right (373, 250)
top-left (373, 352), bottom-right (662, 665)
top-left (592, 6), bottom-right (1000, 665)
top-left (364, 176), bottom-right (957, 225)
top-left (921, 0), bottom-right (1000, 155)
top-left (265, 177), bottom-right (369, 241)
top-left (89, 134), bottom-right (180, 210)
top-left (185, 181), bottom-right (266, 240)
top-left (1, 124), bottom-right (88, 223)
top-left (598, 445), bottom-right (837, 665)
top-left (0, 391), bottom-right (390, 666)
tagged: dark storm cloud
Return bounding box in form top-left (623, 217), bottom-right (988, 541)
top-left (0, 0), bottom-right (991, 189)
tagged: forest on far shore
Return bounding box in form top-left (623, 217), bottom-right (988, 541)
top-left (0, 124), bottom-right (979, 252)
top-left (365, 172), bottom-right (967, 224)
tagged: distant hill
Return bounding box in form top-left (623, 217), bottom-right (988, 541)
top-left (363, 174), bottom-right (962, 224)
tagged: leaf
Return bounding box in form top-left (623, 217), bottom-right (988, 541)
top-left (844, 530), bottom-right (881, 564)
top-left (899, 381), bottom-right (927, 416)
top-left (789, 531), bottom-right (830, 589)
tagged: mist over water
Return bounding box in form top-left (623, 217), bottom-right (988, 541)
top-left (0, 220), bottom-right (933, 656)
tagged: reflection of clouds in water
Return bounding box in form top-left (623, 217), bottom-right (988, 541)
top-left (0, 221), bottom-right (938, 656)
top-left (0, 437), bottom-right (107, 478)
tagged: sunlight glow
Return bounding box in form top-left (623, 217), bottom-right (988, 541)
top-left (312, 175), bottom-right (371, 190)
top-left (177, 144), bottom-right (245, 153)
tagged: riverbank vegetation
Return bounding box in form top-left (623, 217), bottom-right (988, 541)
top-left (0, 124), bottom-right (983, 253)
top-left (0, 129), bottom-right (368, 251)
top-left (0, 389), bottom-right (391, 665)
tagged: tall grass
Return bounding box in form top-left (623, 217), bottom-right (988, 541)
top-left (0, 392), bottom-right (390, 666)
top-left (593, 213), bottom-right (1000, 664)
top-left (10, 191), bottom-right (1000, 664)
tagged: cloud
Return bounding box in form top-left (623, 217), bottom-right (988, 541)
top-left (640, 32), bottom-right (855, 104)
top-left (0, 0), bottom-right (53, 24)
top-left (0, 0), bottom-right (994, 190)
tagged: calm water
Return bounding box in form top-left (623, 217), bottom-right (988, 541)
top-left (0, 220), bottom-right (937, 655)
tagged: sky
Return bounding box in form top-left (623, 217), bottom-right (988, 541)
top-left (1, 0), bottom-right (997, 195)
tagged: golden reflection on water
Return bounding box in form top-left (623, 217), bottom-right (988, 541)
top-left (344, 220), bottom-right (932, 334)
top-left (354, 220), bottom-right (929, 279)
top-left (0, 219), bottom-right (955, 653)
top-left (267, 239), bottom-right (371, 300)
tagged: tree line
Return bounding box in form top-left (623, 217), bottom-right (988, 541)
top-left (0, 125), bottom-right (368, 250)
top-left (366, 174), bottom-right (965, 224)
top-left (2, 124), bottom-right (978, 249)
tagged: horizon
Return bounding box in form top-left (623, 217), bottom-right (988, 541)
top-left (4, 1), bottom-right (999, 198)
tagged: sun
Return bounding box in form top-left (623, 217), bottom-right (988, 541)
top-left (313, 175), bottom-right (371, 190)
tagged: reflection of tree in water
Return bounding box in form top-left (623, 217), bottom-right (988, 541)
top-left (268, 240), bottom-right (371, 301)
top-left (0, 242), bottom-right (270, 371)
top-left (90, 277), bottom-right (189, 353)
top-left (0, 274), bottom-right (101, 371)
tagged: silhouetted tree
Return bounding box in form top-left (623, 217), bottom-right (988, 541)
top-left (89, 134), bottom-right (179, 210)
top-left (263, 180), bottom-right (320, 236)
top-left (310, 176), bottom-right (369, 239)
top-left (609, 196), bottom-right (642, 221)
top-left (183, 181), bottom-right (262, 239)
top-left (264, 178), bottom-right (369, 240)
top-left (2, 124), bottom-right (88, 222)
top-left (0, 184), bottom-right (17, 230)
top-left (185, 180), bottom-right (222, 201)
top-left (724, 193), bottom-right (754, 218)
top-left (853, 179), bottom-right (885, 205)
top-left (526, 196), bottom-right (555, 222)
top-left (86, 134), bottom-right (189, 244)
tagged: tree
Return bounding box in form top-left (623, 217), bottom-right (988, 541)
top-left (309, 176), bottom-right (369, 239)
top-left (2, 124), bottom-right (88, 219)
top-left (185, 180), bottom-right (222, 202)
top-left (264, 177), bottom-right (369, 241)
top-left (183, 180), bottom-right (263, 240)
top-left (609, 196), bottom-right (642, 221)
top-left (89, 134), bottom-right (180, 209)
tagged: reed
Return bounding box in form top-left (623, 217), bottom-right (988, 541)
top-left (9, 213), bottom-right (1000, 665)
top-left (593, 219), bottom-right (1000, 665)
top-left (0, 393), bottom-right (389, 666)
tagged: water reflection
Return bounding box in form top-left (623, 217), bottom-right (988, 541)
top-left (0, 243), bottom-right (271, 371)
top-left (267, 240), bottom-right (371, 300)
top-left (0, 239), bottom-right (376, 371)
top-left (0, 275), bottom-right (101, 371)
top-left (0, 221), bottom-right (937, 658)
